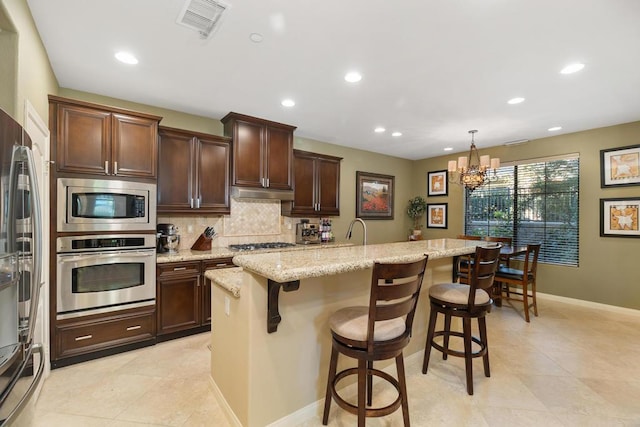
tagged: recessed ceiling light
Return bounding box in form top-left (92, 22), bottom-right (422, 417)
top-left (392, 131), bottom-right (402, 137)
top-left (548, 126), bottom-right (562, 132)
top-left (249, 33), bottom-right (263, 43)
top-left (560, 63), bottom-right (585, 74)
top-left (281, 99), bottom-right (295, 107)
top-left (444, 147), bottom-right (453, 151)
top-left (115, 51), bottom-right (138, 65)
top-left (507, 97), bottom-right (525, 105)
top-left (344, 72), bottom-right (362, 83)
top-left (374, 127), bottom-right (386, 133)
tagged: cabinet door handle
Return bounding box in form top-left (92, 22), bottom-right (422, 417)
top-left (126, 325), bottom-right (141, 331)
top-left (173, 267), bottom-right (187, 271)
top-left (197, 197), bottom-right (201, 209)
top-left (114, 161), bottom-right (118, 175)
top-left (216, 263), bottom-right (228, 267)
top-left (104, 161), bottom-right (109, 175)
top-left (190, 198), bottom-right (194, 209)
top-left (75, 334), bottom-right (93, 341)
top-left (266, 178), bottom-right (270, 188)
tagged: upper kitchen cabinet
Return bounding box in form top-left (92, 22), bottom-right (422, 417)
top-left (49, 96), bottom-right (161, 179)
top-left (221, 112), bottom-right (296, 190)
top-left (283, 149), bottom-right (342, 217)
top-left (157, 126), bottom-right (231, 214)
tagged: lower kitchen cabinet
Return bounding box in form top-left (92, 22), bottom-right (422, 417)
top-left (201, 257), bottom-right (234, 325)
top-left (156, 258), bottom-right (234, 340)
top-left (53, 305), bottom-right (156, 367)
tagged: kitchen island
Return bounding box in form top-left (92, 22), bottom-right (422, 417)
top-left (207, 238), bottom-right (482, 427)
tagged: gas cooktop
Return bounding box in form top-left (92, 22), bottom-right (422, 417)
top-left (228, 242), bottom-right (296, 252)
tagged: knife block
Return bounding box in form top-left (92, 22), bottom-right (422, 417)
top-left (190, 233), bottom-right (212, 251)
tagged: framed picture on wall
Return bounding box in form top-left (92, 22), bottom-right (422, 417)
top-left (356, 171), bottom-right (395, 219)
top-left (600, 198), bottom-right (640, 237)
top-left (426, 203), bottom-right (448, 229)
top-left (427, 170), bottom-right (448, 196)
top-left (600, 144), bottom-right (640, 187)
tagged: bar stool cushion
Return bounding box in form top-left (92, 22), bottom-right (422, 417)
top-left (496, 266), bottom-right (534, 281)
top-left (330, 306), bottom-right (406, 342)
top-left (429, 283), bottom-right (491, 305)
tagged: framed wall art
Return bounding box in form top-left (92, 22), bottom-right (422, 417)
top-left (600, 198), bottom-right (640, 238)
top-left (356, 171), bottom-right (394, 220)
top-left (600, 144), bottom-right (640, 187)
top-left (426, 203), bottom-right (448, 229)
top-left (427, 170), bottom-right (448, 196)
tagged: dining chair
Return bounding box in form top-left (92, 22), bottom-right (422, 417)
top-left (322, 256), bottom-right (428, 427)
top-left (494, 243), bottom-right (541, 322)
top-left (455, 235), bottom-right (482, 284)
top-left (422, 245), bottom-right (501, 395)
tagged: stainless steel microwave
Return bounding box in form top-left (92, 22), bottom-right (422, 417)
top-left (57, 178), bottom-right (156, 232)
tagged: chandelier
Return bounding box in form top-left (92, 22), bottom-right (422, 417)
top-left (447, 130), bottom-right (500, 192)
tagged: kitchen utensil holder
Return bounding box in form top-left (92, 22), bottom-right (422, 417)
top-left (191, 234), bottom-right (212, 251)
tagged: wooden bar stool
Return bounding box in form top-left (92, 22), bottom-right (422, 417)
top-left (494, 243), bottom-right (541, 322)
top-left (322, 256), bottom-right (428, 427)
top-left (454, 235), bottom-right (482, 284)
top-left (422, 245), bottom-right (501, 395)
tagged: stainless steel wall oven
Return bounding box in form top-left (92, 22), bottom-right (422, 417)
top-left (56, 234), bottom-right (156, 319)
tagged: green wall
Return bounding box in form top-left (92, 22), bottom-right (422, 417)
top-left (0, 0), bottom-right (57, 123)
top-left (413, 122), bottom-right (640, 310)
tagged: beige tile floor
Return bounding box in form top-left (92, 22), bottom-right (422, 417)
top-left (16, 297), bottom-right (640, 426)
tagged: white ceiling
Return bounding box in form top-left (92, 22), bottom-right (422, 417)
top-left (26, 0), bottom-right (640, 160)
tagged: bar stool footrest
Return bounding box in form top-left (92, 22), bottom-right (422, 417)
top-left (431, 330), bottom-right (487, 359)
top-left (331, 367), bottom-right (402, 418)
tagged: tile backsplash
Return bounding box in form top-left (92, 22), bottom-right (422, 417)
top-left (158, 198), bottom-right (297, 251)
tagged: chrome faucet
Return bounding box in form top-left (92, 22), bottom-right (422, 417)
top-left (346, 218), bottom-right (367, 245)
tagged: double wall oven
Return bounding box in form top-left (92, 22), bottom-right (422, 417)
top-left (56, 178), bottom-right (157, 319)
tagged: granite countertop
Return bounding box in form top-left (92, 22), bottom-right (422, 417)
top-left (232, 238), bottom-right (484, 283)
top-left (204, 267), bottom-right (243, 298)
top-left (156, 242), bottom-right (353, 263)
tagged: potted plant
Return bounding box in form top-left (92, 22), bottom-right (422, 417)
top-left (407, 196), bottom-right (428, 239)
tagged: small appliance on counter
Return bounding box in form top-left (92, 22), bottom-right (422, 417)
top-left (157, 223), bottom-right (180, 253)
top-left (296, 219), bottom-right (320, 245)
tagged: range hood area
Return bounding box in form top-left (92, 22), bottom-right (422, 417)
top-left (231, 186), bottom-right (294, 201)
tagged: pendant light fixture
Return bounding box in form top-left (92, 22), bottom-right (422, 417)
top-left (447, 130), bottom-right (500, 191)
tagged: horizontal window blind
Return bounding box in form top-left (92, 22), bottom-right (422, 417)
top-left (464, 156), bottom-right (579, 266)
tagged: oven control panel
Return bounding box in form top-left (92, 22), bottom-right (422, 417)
top-left (57, 234), bottom-right (156, 253)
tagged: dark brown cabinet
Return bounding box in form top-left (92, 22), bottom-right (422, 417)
top-left (53, 305), bottom-right (156, 366)
top-left (157, 126), bottom-right (231, 214)
top-left (156, 261), bottom-right (202, 336)
top-left (221, 112), bottom-right (296, 190)
top-left (156, 258), bottom-right (234, 338)
top-left (201, 258), bottom-right (234, 325)
top-left (49, 95), bottom-right (161, 179)
top-left (284, 149), bottom-right (342, 216)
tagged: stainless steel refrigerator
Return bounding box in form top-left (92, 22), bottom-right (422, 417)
top-left (0, 108), bottom-right (44, 425)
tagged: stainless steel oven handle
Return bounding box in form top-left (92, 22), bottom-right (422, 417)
top-left (58, 250), bottom-right (154, 263)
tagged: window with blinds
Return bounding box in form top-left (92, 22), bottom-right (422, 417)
top-left (464, 154), bottom-right (579, 266)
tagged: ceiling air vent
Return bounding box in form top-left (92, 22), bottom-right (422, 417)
top-left (176, 0), bottom-right (230, 39)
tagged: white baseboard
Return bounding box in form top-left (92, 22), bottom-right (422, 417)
top-left (537, 292), bottom-right (640, 317)
top-left (209, 377), bottom-right (243, 427)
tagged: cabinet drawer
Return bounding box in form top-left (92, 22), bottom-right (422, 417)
top-left (157, 261), bottom-right (201, 278)
top-left (202, 257), bottom-right (235, 270)
top-left (56, 309), bottom-right (155, 359)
